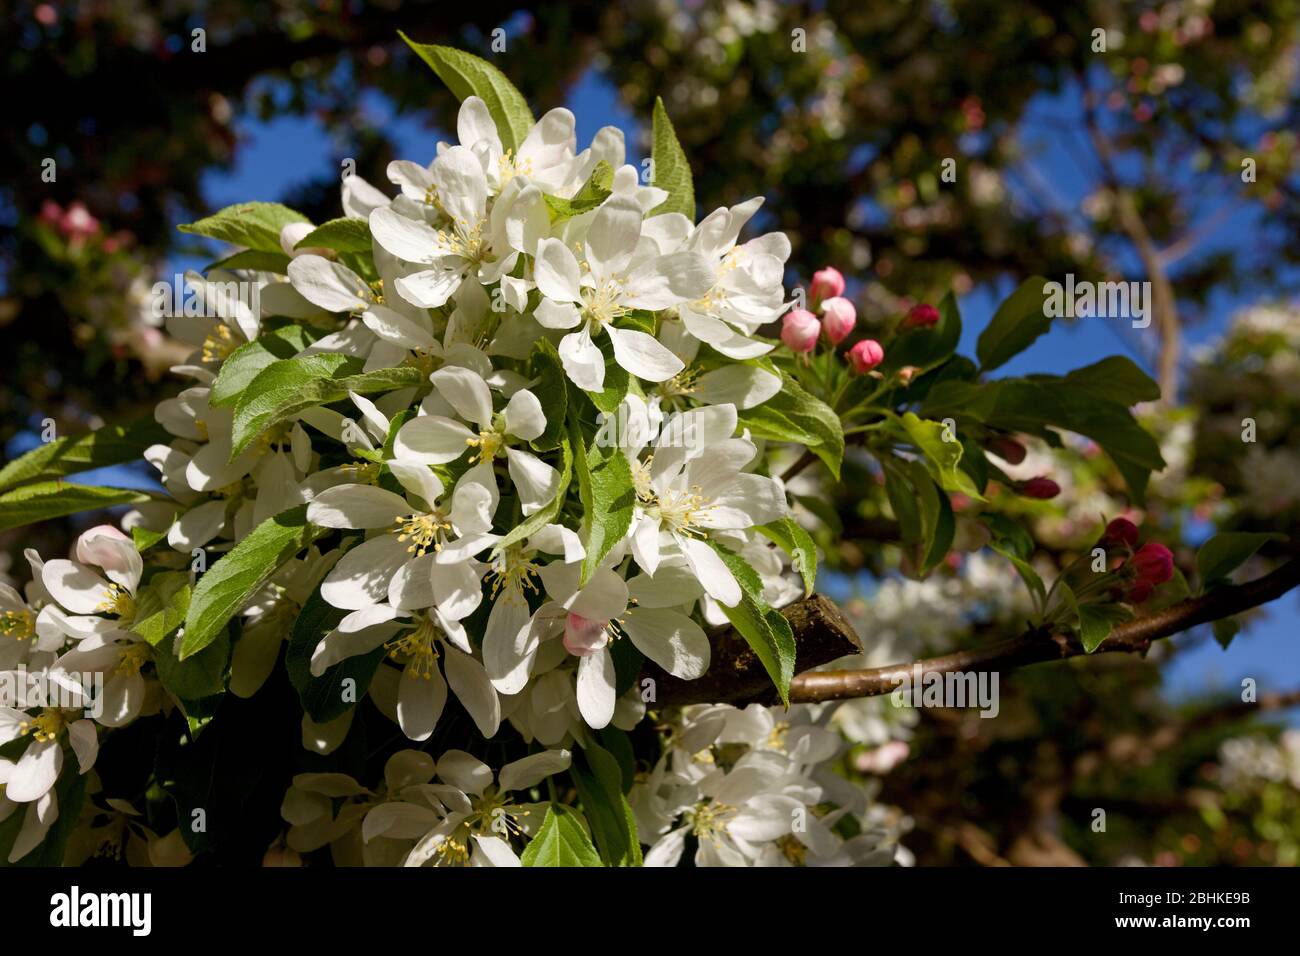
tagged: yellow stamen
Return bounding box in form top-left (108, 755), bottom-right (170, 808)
top-left (0, 609), bottom-right (35, 642)
top-left (201, 324), bottom-right (239, 363)
top-left (116, 643), bottom-right (151, 676)
top-left (392, 512), bottom-right (453, 557)
top-left (95, 583), bottom-right (136, 621)
top-left (19, 709), bottom-right (70, 743)
top-left (465, 429), bottom-right (505, 464)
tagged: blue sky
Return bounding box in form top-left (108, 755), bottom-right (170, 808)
top-left (18, 64), bottom-right (1297, 718)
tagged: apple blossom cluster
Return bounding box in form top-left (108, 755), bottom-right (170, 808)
top-left (0, 92), bottom-right (894, 867)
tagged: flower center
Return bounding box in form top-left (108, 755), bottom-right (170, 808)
top-left (438, 216), bottom-right (491, 264)
top-left (116, 642), bottom-right (152, 676)
top-left (688, 800), bottom-right (736, 843)
top-left (95, 583), bottom-right (136, 621)
top-left (582, 281), bottom-right (628, 327)
top-left (393, 511), bottom-right (453, 557)
top-left (201, 323), bottom-right (240, 363)
top-left (496, 148), bottom-right (535, 186)
top-left (0, 609), bottom-right (35, 642)
top-left (20, 708), bottom-right (70, 743)
top-left (650, 484), bottom-right (712, 537)
top-left (386, 613), bottom-right (441, 679)
top-left (465, 428), bottom-right (505, 464)
top-left (487, 546), bottom-right (539, 598)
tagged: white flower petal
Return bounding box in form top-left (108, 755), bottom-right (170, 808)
top-left (623, 607), bottom-right (710, 679)
top-left (307, 484), bottom-right (410, 529)
top-left (393, 415), bottom-right (475, 465)
top-left (576, 649), bottom-right (617, 729)
top-left (677, 536), bottom-right (742, 607)
top-left (605, 325), bottom-right (684, 382)
top-left (430, 366), bottom-right (493, 426)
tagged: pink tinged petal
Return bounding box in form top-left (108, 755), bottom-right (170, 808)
top-left (320, 534), bottom-right (412, 610)
top-left (6, 739), bottom-right (62, 803)
top-left (67, 719), bottom-right (98, 773)
top-left (533, 238), bottom-right (583, 303)
top-left (503, 389), bottom-right (546, 441)
top-left (393, 415), bottom-right (476, 465)
top-left (677, 535), bottom-right (742, 607)
top-left (362, 304), bottom-right (436, 351)
top-left (74, 525), bottom-right (138, 587)
top-left (558, 326), bottom-right (605, 392)
top-left (443, 648), bottom-right (500, 738)
top-left (576, 649), bottom-right (617, 729)
top-left (563, 612), bottom-right (610, 657)
top-left (41, 560), bottom-right (112, 615)
top-left (287, 255), bottom-right (370, 312)
top-left (397, 663), bottom-right (447, 742)
top-left (307, 484), bottom-right (410, 530)
top-left (430, 366), bottom-right (494, 426)
top-left (604, 325), bottom-right (684, 382)
top-left (622, 607), bottom-right (710, 679)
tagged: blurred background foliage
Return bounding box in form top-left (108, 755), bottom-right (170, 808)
top-left (2, 0), bottom-right (1298, 865)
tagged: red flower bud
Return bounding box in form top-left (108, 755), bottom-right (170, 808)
top-left (1020, 476), bottom-right (1060, 499)
top-left (1101, 517), bottom-right (1140, 549)
top-left (987, 436), bottom-right (1027, 465)
top-left (1130, 542), bottom-right (1174, 586)
top-left (1123, 580), bottom-right (1155, 604)
top-left (903, 303), bottom-right (941, 328)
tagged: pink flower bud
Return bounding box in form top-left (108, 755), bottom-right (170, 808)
top-left (1130, 542), bottom-right (1174, 585)
top-left (987, 436), bottom-right (1027, 465)
top-left (563, 613), bottom-right (609, 656)
top-left (1020, 476), bottom-right (1060, 499)
top-left (903, 303), bottom-right (940, 328)
top-left (1101, 517), bottom-right (1140, 549)
top-left (1123, 580), bottom-right (1154, 604)
top-left (847, 338), bottom-right (884, 373)
top-left (781, 309), bottom-right (821, 353)
top-left (809, 266), bottom-right (846, 304)
top-left (820, 296), bottom-right (857, 344)
top-left (75, 525), bottom-right (136, 576)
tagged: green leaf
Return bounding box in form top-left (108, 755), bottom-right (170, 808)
top-left (988, 538), bottom-right (1046, 613)
top-left (207, 249), bottom-right (292, 274)
top-left (179, 202), bottom-right (309, 254)
top-left (401, 35), bottom-right (535, 153)
top-left (209, 324), bottom-right (317, 407)
top-left (520, 805), bottom-right (603, 867)
top-left (707, 540), bottom-right (797, 705)
top-left (155, 626), bottom-right (231, 701)
top-left (130, 571), bottom-right (192, 646)
top-left (886, 289), bottom-right (962, 374)
top-left (1078, 605), bottom-right (1114, 653)
top-left (0, 418), bottom-right (171, 492)
top-left (286, 585), bottom-right (386, 722)
top-left (892, 412), bottom-right (985, 500)
top-left (1060, 356), bottom-right (1160, 406)
top-left (180, 504), bottom-right (323, 659)
top-left (545, 161), bottom-right (614, 224)
top-left (231, 354), bottom-right (423, 457)
top-left (755, 516), bottom-right (817, 596)
top-left (648, 97), bottom-right (695, 218)
top-left (132, 525), bottom-right (167, 554)
top-left (1212, 616), bottom-right (1241, 650)
top-left (295, 217), bottom-right (374, 254)
top-left (0, 483), bottom-right (151, 533)
top-left (976, 276), bottom-right (1052, 371)
top-left (528, 339), bottom-right (568, 452)
top-left (737, 371), bottom-right (844, 477)
top-left (1196, 532), bottom-right (1286, 590)
top-left (571, 743), bottom-right (641, 867)
top-left (570, 419), bottom-right (635, 586)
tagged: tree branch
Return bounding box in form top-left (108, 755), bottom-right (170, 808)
top-left (656, 558), bottom-right (1300, 706)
